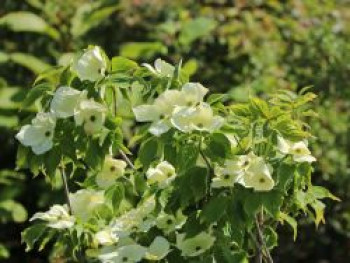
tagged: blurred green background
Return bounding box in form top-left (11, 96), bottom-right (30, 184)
top-left (0, 0), bottom-right (349, 262)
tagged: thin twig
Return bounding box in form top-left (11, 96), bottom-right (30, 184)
top-left (119, 149), bottom-right (135, 170)
top-left (199, 139), bottom-right (212, 201)
top-left (60, 165), bottom-right (72, 214)
top-left (255, 211), bottom-right (274, 263)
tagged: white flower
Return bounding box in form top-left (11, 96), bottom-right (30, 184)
top-left (145, 236), bottom-right (170, 260)
top-left (70, 189), bottom-right (105, 222)
top-left (211, 172), bottom-right (237, 189)
top-left (133, 82), bottom-right (210, 136)
top-left (16, 112), bottom-right (56, 155)
top-left (143, 58), bottom-right (174, 78)
top-left (50, 86), bottom-right (85, 118)
top-left (96, 157), bottom-right (127, 189)
top-left (95, 228), bottom-right (119, 246)
top-left (30, 205), bottom-right (75, 229)
top-left (133, 90), bottom-right (184, 136)
top-left (244, 157), bottom-right (275, 192)
top-left (146, 161), bottom-right (176, 188)
top-left (98, 244), bottom-right (147, 263)
top-left (156, 210), bottom-right (186, 234)
top-left (226, 152), bottom-right (258, 174)
top-left (180, 82), bottom-right (208, 107)
top-left (176, 232), bottom-right (215, 257)
top-left (110, 196), bottom-right (156, 236)
top-left (277, 136), bottom-right (316, 163)
top-left (171, 103), bottom-right (223, 133)
top-left (72, 46), bottom-right (107, 82)
top-left (74, 99), bottom-right (106, 135)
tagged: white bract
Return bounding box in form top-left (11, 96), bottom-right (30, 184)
top-left (50, 86), bottom-right (85, 118)
top-left (145, 236), bottom-right (170, 260)
top-left (211, 172), bottom-right (237, 189)
top-left (277, 136), bottom-right (316, 163)
top-left (171, 103), bottom-right (223, 133)
top-left (146, 161), bottom-right (176, 188)
top-left (16, 112), bottom-right (56, 155)
top-left (95, 228), bottom-right (119, 246)
top-left (96, 157), bottom-right (127, 188)
top-left (70, 189), bottom-right (105, 222)
top-left (133, 89), bottom-right (184, 136)
top-left (143, 58), bottom-right (174, 77)
top-left (176, 232), bottom-right (215, 257)
top-left (111, 196), bottom-right (156, 236)
top-left (98, 244), bottom-right (147, 263)
top-left (133, 82), bottom-right (209, 136)
top-left (30, 205), bottom-right (75, 229)
top-left (72, 46), bottom-right (107, 82)
top-left (74, 99), bottom-right (106, 135)
top-left (156, 210), bottom-right (187, 234)
top-left (244, 156), bottom-right (275, 191)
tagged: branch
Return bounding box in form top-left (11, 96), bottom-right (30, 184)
top-left (255, 212), bottom-right (274, 263)
top-left (119, 149), bottom-right (135, 170)
top-left (60, 165), bottom-right (72, 214)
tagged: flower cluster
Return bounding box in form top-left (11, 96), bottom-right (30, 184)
top-left (19, 47), bottom-right (330, 263)
top-left (133, 82), bottom-right (223, 136)
top-left (16, 47), bottom-right (109, 155)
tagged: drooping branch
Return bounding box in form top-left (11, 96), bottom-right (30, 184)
top-left (255, 211), bottom-right (274, 263)
top-left (60, 165), bottom-right (72, 214)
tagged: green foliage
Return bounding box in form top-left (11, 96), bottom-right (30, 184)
top-left (0, 0), bottom-right (349, 262)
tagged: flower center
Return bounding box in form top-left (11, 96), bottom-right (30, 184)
top-left (295, 148), bottom-right (302, 153)
top-left (122, 256), bottom-right (128, 262)
top-left (243, 160), bottom-right (249, 167)
top-left (195, 246), bottom-right (201, 251)
top-left (167, 172), bottom-right (173, 178)
top-left (90, 115), bottom-right (96, 122)
top-left (110, 166), bottom-right (116, 172)
top-left (259, 178), bottom-right (266, 183)
top-left (197, 123), bottom-right (203, 128)
top-left (166, 219), bottom-right (173, 225)
top-left (44, 131), bottom-right (51, 137)
top-left (224, 174), bottom-right (230, 180)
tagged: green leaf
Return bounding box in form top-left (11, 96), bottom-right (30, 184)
top-left (0, 243), bottom-right (10, 259)
top-left (120, 42), bottom-right (168, 59)
top-left (0, 12), bottom-right (59, 39)
top-left (0, 200), bottom-right (28, 223)
top-left (264, 227), bottom-right (278, 249)
top-left (22, 223), bottom-right (47, 252)
top-left (200, 195), bottom-right (228, 224)
top-left (179, 17), bottom-right (217, 45)
top-left (0, 51), bottom-right (10, 63)
top-left (105, 183), bottom-right (125, 211)
top-left (71, 5), bottom-right (119, 37)
top-left (205, 132), bottom-right (231, 161)
top-left (22, 83), bottom-right (52, 108)
top-left (85, 140), bottom-right (104, 170)
top-left (276, 163), bottom-right (295, 192)
top-left (244, 191), bottom-right (283, 219)
top-left (250, 98), bottom-right (270, 118)
top-left (10, 53), bottom-right (51, 74)
top-left (309, 186), bottom-right (340, 201)
top-left (111, 56), bottom-right (138, 72)
top-left (138, 138), bottom-right (159, 168)
top-left (44, 147), bottom-right (61, 179)
top-left (311, 200), bottom-right (326, 227)
top-left (177, 142), bottom-right (199, 171)
top-left (279, 212), bottom-right (298, 241)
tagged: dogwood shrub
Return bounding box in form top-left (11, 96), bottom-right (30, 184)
top-left (16, 46), bottom-right (338, 262)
